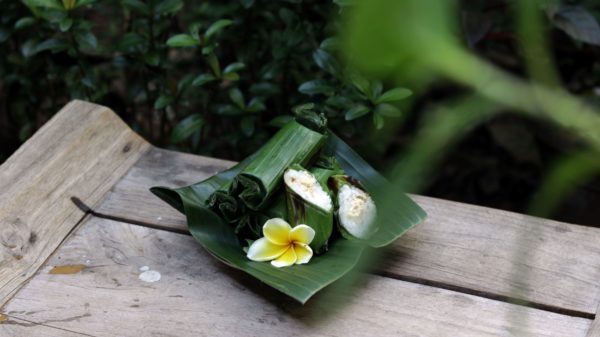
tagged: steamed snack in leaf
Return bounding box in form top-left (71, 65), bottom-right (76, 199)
top-left (150, 120), bottom-right (427, 303)
top-left (331, 175), bottom-right (378, 240)
top-left (284, 165), bottom-right (334, 254)
top-left (207, 182), bottom-right (245, 223)
top-left (229, 120), bottom-right (326, 210)
top-left (235, 193), bottom-right (287, 239)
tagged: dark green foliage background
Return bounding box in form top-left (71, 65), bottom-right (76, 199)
top-left (0, 0), bottom-right (410, 164)
top-left (1, 0), bottom-right (599, 225)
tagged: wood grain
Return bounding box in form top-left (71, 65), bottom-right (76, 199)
top-left (96, 147), bottom-right (234, 231)
top-left (585, 303), bottom-right (600, 337)
top-left (385, 195), bottom-right (600, 315)
top-left (0, 315), bottom-right (91, 337)
top-left (0, 100), bottom-right (150, 307)
top-left (588, 322), bottom-right (600, 337)
top-left (96, 147), bottom-right (600, 315)
top-left (2, 216), bottom-right (591, 337)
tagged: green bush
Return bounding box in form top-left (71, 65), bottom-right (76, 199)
top-left (0, 0), bottom-right (411, 162)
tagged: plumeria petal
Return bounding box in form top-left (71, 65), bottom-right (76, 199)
top-left (263, 218), bottom-right (292, 245)
top-left (289, 224), bottom-right (315, 245)
top-left (294, 243), bottom-right (313, 264)
top-left (271, 246), bottom-right (297, 268)
top-left (247, 237), bottom-right (288, 262)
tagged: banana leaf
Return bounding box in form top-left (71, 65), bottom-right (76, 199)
top-left (151, 130), bottom-right (426, 303)
top-left (229, 120), bottom-right (326, 210)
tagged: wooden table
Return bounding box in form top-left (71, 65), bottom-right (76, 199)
top-left (1, 100), bottom-right (599, 336)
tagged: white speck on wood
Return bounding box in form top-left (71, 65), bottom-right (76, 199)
top-left (139, 270), bottom-right (161, 283)
top-left (139, 266), bottom-right (149, 272)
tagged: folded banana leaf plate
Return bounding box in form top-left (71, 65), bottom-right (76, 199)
top-left (151, 116), bottom-right (426, 303)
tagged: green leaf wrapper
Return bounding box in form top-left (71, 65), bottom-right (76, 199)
top-left (235, 193), bottom-right (287, 239)
top-left (207, 184), bottom-right (245, 223)
top-left (229, 120), bottom-right (326, 210)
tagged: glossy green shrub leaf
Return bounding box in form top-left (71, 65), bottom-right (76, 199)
top-left (345, 104), bottom-right (370, 121)
top-left (298, 80), bottom-right (334, 95)
top-left (372, 112), bottom-right (384, 129)
top-left (326, 95), bottom-right (353, 109)
top-left (545, 5), bottom-right (600, 46)
top-left (22, 38), bottom-right (68, 57)
top-left (216, 104), bottom-right (242, 116)
top-left (74, 29), bottom-right (97, 49)
top-left (250, 82), bottom-right (280, 96)
top-left (154, 95), bottom-right (173, 109)
top-left (247, 98), bottom-right (266, 112)
top-left (166, 34), bottom-right (199, 47)
top-left (59, 17), bottom-right (73, 32)
top-left (320, 37), bottom-right (340, 51)
top-left (154, 0), bottom-right (183, 16)
top-left (74, 0), bottom-right (96, 8)
top-left (268, 115), bottom-right (293, 127)
top-left (205, 19), bottom-right (233, 39)
top-left (375, 88), bottom-right (412, 103)
top-left (25, 0), bottom-right (64, 9)
top-left (14, 17), bottom-right (36, 30)
top-left (229, 88), bottom-right (245, 109)
top-left (313, 48), bottom-right (340, 76)
top-left (205, 53), bottom-right (221, 77)
top-left (192, 73), bottom-right (216, 86)
top-left (122, 0), bottom-right (150, 15)
top-left (171, 114), bottom-right (204, 143)
top-left (349, 73), bottom-right (371, 97)
top-left (240, 116), bottom-right (255, 136)
top-left (375, 103), bottom-right (402, 117)
top-left (223, 62), bottom-right (245, 74)
top-left (370, 81), bottom-right (383, 101)
top-left (222, 72), bottom-right (240, 81)
top-left (37, 38), bottom-right (66, 54)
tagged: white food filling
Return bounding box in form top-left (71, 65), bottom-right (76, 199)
top-left (338, 184), bottom-right (377, 239)
top-left (284, 168), bottom-right (332, 212)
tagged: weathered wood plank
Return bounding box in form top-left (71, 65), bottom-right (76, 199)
top-left (0, 100), bottom-right (150, 307)
top-left (0, 315), bottom-right (91, 337)
top-left (97, 147), bottom-right (233, 230)
top-left (96, 147), bottom-right (600, 314)
top-left (385, 194), bottom-right (600, 315)
top-left (2, 217), bottom-right (591, 337)
top-left (585, 303), bottom-right (600, 337)
top-left (588, 322), bottom-right (600, 337)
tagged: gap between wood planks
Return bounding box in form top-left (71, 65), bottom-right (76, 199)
top-left (70, 196), bottom-right (596, 321)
